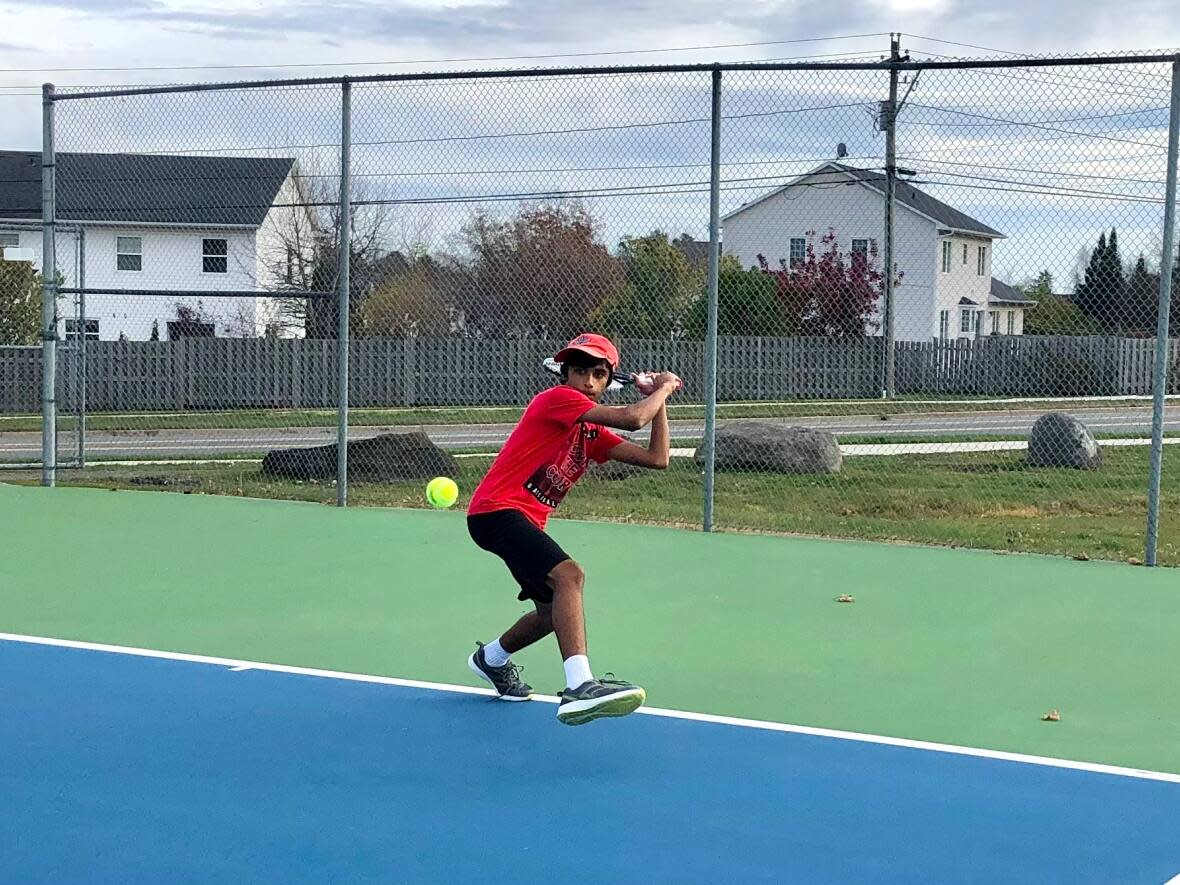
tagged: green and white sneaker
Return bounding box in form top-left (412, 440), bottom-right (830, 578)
top-left (557, 677), bottom-right (646, 726)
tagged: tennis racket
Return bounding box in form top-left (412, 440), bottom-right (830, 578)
top-left (541, 358), bottom-right (682, 393)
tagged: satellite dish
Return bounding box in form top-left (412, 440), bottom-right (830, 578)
top-left (836, 143), bottom-right (848, 159)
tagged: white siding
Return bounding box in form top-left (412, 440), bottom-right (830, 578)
top-left (721, 171), bottom-right (939, 342)
top-left (254, 172), bottom-right (313, 338)
top-left (12, 222), bottom-right (292, 341)
top-left (933, 234), bottom-right (994, 339)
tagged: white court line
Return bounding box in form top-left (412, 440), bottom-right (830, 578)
top-left (3, 631), bottom-right (1179, 786)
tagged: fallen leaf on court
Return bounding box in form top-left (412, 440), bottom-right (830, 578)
top-left (1072, 553), bottom-right (1089, 561)
top-left (1128, 558), bottom-right (1143, 566)
top-left (836, 594), bottom-right (855, 603)
top-left (1041, 709), bottom-right (1060, 722)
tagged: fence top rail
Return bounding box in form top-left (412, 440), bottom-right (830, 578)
top-left (48, 52), bottom-right (1180, 101)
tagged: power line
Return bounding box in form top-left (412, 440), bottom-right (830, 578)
top-left (904, 104), bottom-right (1168, 129)
top-left (914, 177), bottom-right (1169, 204)
top-left (58, 99), bottom-right (869, 157)
top-left (897, 155), bottom-right (1166, 186)
top-left (913, 169), bottom-right (1164, 200)
top-left (7, 164), bottom-right (1173, 215)
top-left (0, 155), bottom-right (886, 187)
top-left (0, 33), bottom-right (891, 74)
top-left (905, 102), bottom-right (1166, 149)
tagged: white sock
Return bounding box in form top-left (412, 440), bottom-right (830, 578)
top-left (482, 638), bottom-right (510, 667)
top-left (563, 654), bottom-right (593, 690)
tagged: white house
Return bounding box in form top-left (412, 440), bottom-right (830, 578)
top-left (0, 150), bottom-right (313, 341)
top-left (721, 162), bottom-right (1036, 341)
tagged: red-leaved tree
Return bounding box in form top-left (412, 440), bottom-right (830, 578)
top-left (758, 229), bottom-right (897, 338)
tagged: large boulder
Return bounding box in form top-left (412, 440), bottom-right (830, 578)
top-left (1027, 412), bottom-right (1102, 470)
top-left (262, 431), bottom-right (458, 481)
top-left (694, 421), bottom-right (841, 474)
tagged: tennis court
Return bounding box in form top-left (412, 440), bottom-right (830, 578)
top-left (3, 482), bottom-right (1179, 883)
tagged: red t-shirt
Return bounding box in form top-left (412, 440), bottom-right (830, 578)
top-left (468, 386), bottom-right (624, 529)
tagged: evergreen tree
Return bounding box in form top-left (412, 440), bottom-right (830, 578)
top-left (1125, 254), bottom-right (1156, 334)
top-left (1074, 228), bottom-right (1126, 331)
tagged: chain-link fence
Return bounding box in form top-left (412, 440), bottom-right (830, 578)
top-left (5, 43), bottom-right (1178, 564)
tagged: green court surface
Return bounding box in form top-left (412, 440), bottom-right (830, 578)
top-left (3, 482), bottom-right (1178, 775)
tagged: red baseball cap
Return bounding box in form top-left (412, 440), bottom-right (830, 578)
top-left (554, 333), bottom-right (619, 369)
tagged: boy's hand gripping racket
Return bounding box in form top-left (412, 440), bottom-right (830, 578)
top-left (541, 358), bottom-right (682, 393)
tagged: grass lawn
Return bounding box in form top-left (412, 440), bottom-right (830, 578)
top-left (7, 445), bottom-right (1175, 566)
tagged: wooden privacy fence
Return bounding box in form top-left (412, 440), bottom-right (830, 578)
top-left (2, 335), bottom-right (1178, 412)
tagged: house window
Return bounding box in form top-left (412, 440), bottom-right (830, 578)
top-left (65, 319), bottom-right (99, 341)
top-left (789, 237), bottom-right (806, 266)
top-left (939, 309), bottom-right (949, 340)
top-left (941, 240), bottom-right (952, 273)
top-left (116, 236), bottom-right (142, 271)
top-left (977, 245), bottom-right (987, 276)
top-left (1008, 311), bottom-right (1016, 335)
top-left (202, 238), bottom-right (228, 274)
top-left (851, 238), bottom-right (870, 256)
top-left (960, 308), bottom-right (975, 334)
top-left (0, 233), bottom-right (18, 248)
top-left (989, 310), bottom-right (1000, 335)
top-left (962, 243), bottom-right (968, 264)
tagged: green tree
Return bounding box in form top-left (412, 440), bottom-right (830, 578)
top-left (682, 255), bottom-right (789, 338)
top-left (0, 259), bottom-right (42, 346)
top-left (1023, 294), bottom-right (1101, 335)
top-left (591, 231), bottom-right (699, 339)
top-left (357, 259), bottom-right (452, 337)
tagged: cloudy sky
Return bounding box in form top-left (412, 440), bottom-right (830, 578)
top-left (4, 0), bottom-right (1180, 287)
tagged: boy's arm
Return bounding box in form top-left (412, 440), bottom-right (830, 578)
top-left (579, 373), bottom-right (680, 432)
top-left (605, 402), bottom-right (670, 469)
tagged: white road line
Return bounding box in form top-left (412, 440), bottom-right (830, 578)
top-left (3, 631), bottom-right (1179, 785)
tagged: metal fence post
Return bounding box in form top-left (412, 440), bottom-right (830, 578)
top-left (78, 227), bottom-right (86, 468)
top-left (1145, 59), bottom-right (1180, 566)
top-left (41, 83), bottom-right (57, 487)
top-left (336, 78), bottom-right (352, 507)
top-left (702, 67), bottom-right (722, 532)
top-left (880, 34), bottom-right (900, 399)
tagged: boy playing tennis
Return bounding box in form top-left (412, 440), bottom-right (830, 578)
top-left (466, 333), bottom-right (681, 726)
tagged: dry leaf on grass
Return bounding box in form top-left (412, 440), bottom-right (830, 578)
top-left (835, 594), bottom-right (855, 603)
top-left (1041, 709), bottom-right (1061, 722)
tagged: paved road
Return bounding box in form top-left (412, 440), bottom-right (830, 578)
top-left (2, 406), bottom-right (1178, 461)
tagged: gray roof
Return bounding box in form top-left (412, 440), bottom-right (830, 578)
top-left (725, 162), bottom-right (1004, 239)
top-left (989, 278), bottom-right (1037, 305)
top-left (0, 151), bottom-right (294, 227)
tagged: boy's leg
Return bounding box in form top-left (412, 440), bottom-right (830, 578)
top-left (497, 601), bottom-right (553, 655)
top-left (546, 559), bottom-right (646, 726)
top-left (546, 560), bottom-right (587, 659)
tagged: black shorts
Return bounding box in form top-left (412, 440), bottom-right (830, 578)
top-left (467, 509), bottom-right (571, 604)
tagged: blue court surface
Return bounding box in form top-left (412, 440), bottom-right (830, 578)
top-left (3, 638), bottom-right (1179, 884)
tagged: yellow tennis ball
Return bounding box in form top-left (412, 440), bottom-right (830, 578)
top-left (425, 476), bottom-right (459, 509)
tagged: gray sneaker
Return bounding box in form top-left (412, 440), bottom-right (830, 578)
top-left (557, 677), bottom-right (646, 726)
top-left (468, 642), bottom-right (532, 701)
